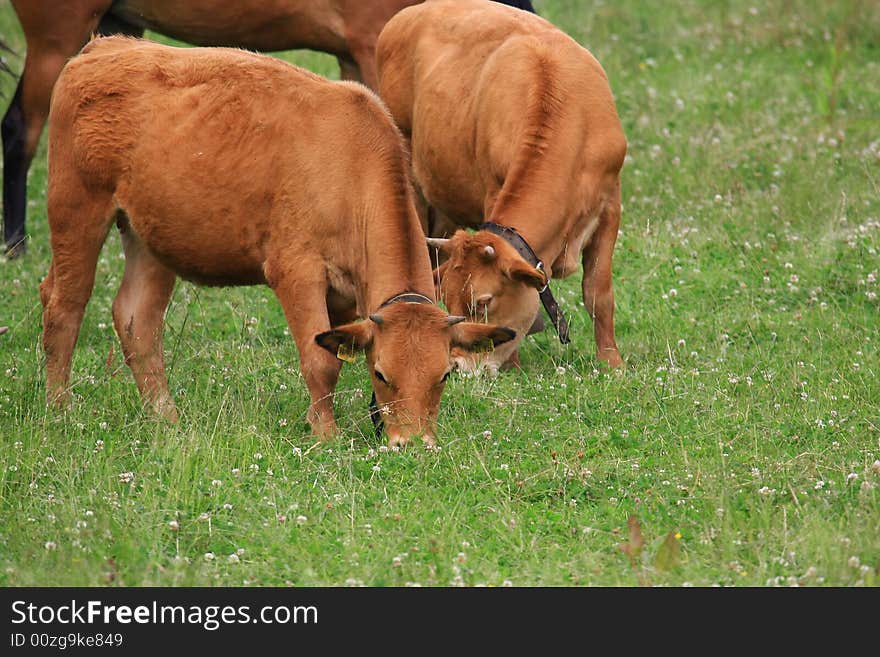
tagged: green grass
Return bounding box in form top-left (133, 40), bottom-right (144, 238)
top-left (1, 0), bottom-right (878, 587)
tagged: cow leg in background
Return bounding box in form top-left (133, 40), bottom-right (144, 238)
top-left (348, 44), bottom-right (378, 90)
top-left (2, 1), bottom-right (121, 257)
top-left (337, 56), bottom-right (364, 84)
top-left (342, 4), bottom-right (398, 91)
top-left (2, 81), bottom-right (28, 256)
top-left (112, 226), bottom-right (178, 421)
top-left (581, 184), bottom-right (623, 369)
top-left (269, 262), bottom-right (342, 439)
top-left (1, 1), bottom-right (138, 258)
top-left (40, 189), bottom-right (115, 407)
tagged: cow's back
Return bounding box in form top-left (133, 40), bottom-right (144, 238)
top-left (50, 36), bottom-right (412, 286)
top-left (53, 37), bottom-right (323, 187)
top-left (377, 0), bottom-right (625, 223)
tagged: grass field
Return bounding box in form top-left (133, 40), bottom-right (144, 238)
top-left (0, 0), bottom-right (878, 587)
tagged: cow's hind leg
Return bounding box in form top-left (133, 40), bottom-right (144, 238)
top-left (41, 192), bottom-right (115, 407)
top-left (267, 259), bottom-right (341, 439)
top-left (111, 222), bottom-right (178, 421)
top-left (581, 183), bottom-right (624, 369)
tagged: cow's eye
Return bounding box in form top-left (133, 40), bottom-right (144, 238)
top-left (374, 369), bottom-right (389, 385)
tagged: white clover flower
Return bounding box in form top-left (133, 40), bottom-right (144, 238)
top-left (227, 553), bottom-right (240, 564)
top-left (203, 552), bottom-right (215, 561)
top-left (296, 515), bottom-right (307, 525)
top-left (168, 520), bottom-right (180, 531)
top-left (118, 472), bottom-right (134, 484)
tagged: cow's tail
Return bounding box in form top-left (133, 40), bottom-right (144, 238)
top-left (492, 0), bottom-right (538, 13)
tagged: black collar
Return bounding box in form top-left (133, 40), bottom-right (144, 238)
top-left (377, 292), bottom-right (434, 309)
top-left (478, 222), bottom-right (571, 344)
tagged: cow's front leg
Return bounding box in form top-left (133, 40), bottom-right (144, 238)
top-left (269, 264), bottom-right (341, 440)
top-left (581, 185), bottom-right (623, 369)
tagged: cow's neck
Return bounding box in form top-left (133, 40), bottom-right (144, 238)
top-left (358, 205), bottom-right (436, 314)
top-left (485, 172), bottom-right (575, 273)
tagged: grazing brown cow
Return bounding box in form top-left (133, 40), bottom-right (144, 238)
top-left (377, 0), bottom-right (627, 371)
top-left (42, 37), bottom-right (515, 447)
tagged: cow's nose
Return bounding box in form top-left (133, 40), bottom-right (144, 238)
top-left (386, 419), bottom-right (436, 449)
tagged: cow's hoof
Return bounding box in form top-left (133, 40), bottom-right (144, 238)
top-left (598, 350), bottom-right (624, 370)
top-left (155, 401), bottom-right (179, 423)
top-left (313, 430), bottom-right (337, 443)
top-left (387, 435), bottom-right (411, 449)
top-left (4, 240), bottom-right (27, 260)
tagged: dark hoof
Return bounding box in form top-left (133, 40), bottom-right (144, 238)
top-left (4, 239), bottom-right (27, 260)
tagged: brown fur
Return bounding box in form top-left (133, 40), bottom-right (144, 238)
top-left (41, 37), bottom-right (513, 446)
top-left (378, 0), bottom-right (627, 369)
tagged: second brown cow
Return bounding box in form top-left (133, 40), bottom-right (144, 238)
top-left (377, 0), bottom-right (627, 371)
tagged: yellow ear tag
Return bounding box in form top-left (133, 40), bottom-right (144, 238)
top-left (337, 343), bottom-right (358, 363)
top-left (472, 339), bottom-right (495, 355)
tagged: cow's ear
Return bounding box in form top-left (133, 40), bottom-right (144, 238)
top-left (315, 321), bottom-right (373, 361)
top-left (451, 323), bottom-right (517, 353)
top-left (505, 257), bottom-right (547, 291)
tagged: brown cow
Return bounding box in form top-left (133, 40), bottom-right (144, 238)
top-left (41, 37), bottom-right (515, 447)
top-left (377, 0), bottom-right (627, 371)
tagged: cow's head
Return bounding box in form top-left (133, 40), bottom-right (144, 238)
top-left (429, 230), bottom-right (546, 373)
top-left (315, 301), bottom-right (515, 447)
